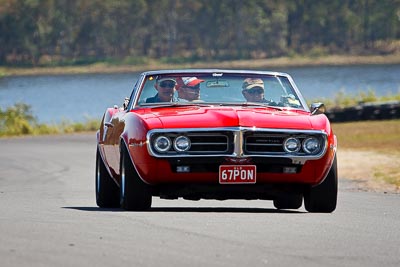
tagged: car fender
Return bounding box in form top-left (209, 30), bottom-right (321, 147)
top-left (120, 112), bottom-right (162, 185)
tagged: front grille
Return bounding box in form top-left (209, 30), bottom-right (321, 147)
top-left (244, 132), bottom-right (325, 156)
top-left (147, 127), bottom-right (327, 161)
top-left (148, 131), bottom-right (233, 156)
top-left (245, 133), bottom-right (287, 153)
top-left (188, 134), bottom-right (229, 153)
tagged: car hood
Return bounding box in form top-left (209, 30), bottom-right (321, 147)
top-left (137, 106), bottom-right (318, 130)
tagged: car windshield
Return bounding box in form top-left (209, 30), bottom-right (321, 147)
top-left (134, 72), bottom-right (305, 109)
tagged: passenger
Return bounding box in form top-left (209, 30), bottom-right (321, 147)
top-left (176, 77), bottom-right (205, 102)
top-left (242, 78), bottom-right (277, 105)
top-left (146, 77), bottom-right (176, 103)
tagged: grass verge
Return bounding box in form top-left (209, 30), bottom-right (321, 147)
top-left (332, 120), bottom-right (400, 152)
top-left (0, 103), bottom-right (99, 137)
top-left (333, 120), bottom-right (400, 189)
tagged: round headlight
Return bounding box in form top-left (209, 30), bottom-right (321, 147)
top-left (173, 136), bottom-right (191, 152)
top-left (302, 137), bottom-right (321, 154)
top-left (154, 136), bottom-right (171, 152)
top-left (283, 137), bottom-right (301, 153)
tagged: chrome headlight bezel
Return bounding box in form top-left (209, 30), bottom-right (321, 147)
top-left (283, 137), bottom-right (301, 153)
top-left (154, 136), bottom-right (172, 153)
top-left (302, 137), bottom-right (321, 154)
top-left (173, 135), bottom-right (191, 152)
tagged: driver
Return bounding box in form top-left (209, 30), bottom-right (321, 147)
top-left (242, 78), bottom-right (277, 105)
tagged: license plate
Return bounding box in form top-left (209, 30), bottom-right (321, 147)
top-left (219, 165), bottom-right (256, 184)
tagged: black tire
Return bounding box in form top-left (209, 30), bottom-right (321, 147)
top-left (96, 147), bottom-right (120, 208)
top-left (304, 155), bottom-right (338, 213)
top-left (120, 144), bottom-right (152, 211)
top-left (273, 194), bottom-right (303, 210)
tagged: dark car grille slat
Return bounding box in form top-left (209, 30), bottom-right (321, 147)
top-left (245, 134), bottom-right (285, 154)
top-left (188, 134), bottom-right (229, 153)
top-left (246, 143), bottom-right (282, 146)
top-left (191, 142), bottom-right (227, 145)
top-left (245, 134), bottom-right (286, 154)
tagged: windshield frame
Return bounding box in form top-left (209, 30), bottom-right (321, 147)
top-left (128, 70), bottom-right (310, 112)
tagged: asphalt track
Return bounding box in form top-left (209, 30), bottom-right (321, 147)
top-left (0, 134), bottom-right (399, 267)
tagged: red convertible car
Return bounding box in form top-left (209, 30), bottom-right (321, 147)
top-left (96, 69), bottom-right (337, 212)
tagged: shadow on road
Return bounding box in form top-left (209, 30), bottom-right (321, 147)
top-left (63, 206), bottom-right (305, 213)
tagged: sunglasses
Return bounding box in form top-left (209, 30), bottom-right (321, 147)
top-left (159, 81), bottom-right (176, 88)
top-left (247, 87), bottom-right (264, 94)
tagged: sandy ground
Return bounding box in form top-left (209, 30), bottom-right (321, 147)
top-left (338, 149), bottom-right (400, 193)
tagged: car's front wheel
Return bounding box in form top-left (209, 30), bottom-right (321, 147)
top-left (120, 144), bottom-right (152, 211)
top-left (304, 155), bottom-right (338, 213)
top-left (273, 194), bottom-right (303, 210)
top-left (95, 147), bottom-right (120, 208)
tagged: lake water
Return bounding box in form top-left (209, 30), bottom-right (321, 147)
top-left (0, 64), bottom-right (399, 123)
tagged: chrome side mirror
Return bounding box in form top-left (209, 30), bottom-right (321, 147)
top-left (310, 102), bottom-right (326, 115)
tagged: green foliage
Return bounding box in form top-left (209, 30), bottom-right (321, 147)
top-left (381, 91), bottom-right (400, 102)
top-left (0, 103), bottom-right (36, 136)
top-left (311, 89), bottom-right (400, 109)
top-left (375, 169), bottom-right (400, 187)
top-left (83, 118), bottom-right (101, 131)
top-left (118, 57), bottom-right (149, 66)
top-left (306, 46), bottom-right (330, 58)
top-left (1, 0), bottom-right (399, 66)
top-left (34, 124), bottom-right (61, 135)
top-left (0, 103), bottom-right (100, 137)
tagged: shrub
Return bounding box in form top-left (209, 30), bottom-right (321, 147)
top-left (0, 103), bottom-right (36, 136)
top-left (0, 103), bottom-right (100, 137)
